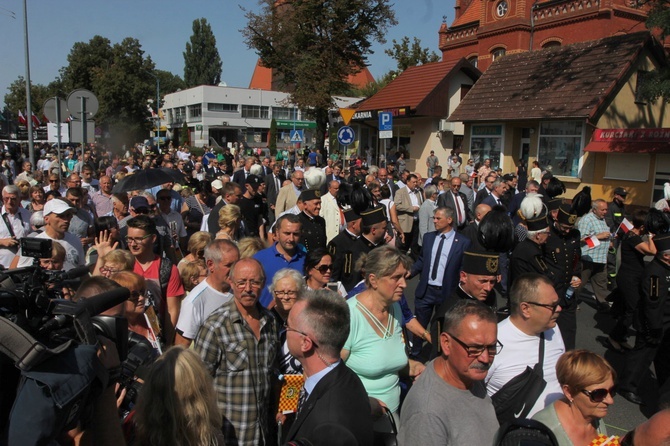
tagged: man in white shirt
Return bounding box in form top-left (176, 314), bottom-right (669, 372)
top-left (175, 239), bottom-right (240, 347)
top-left (16, 198), bottom-right (85, 271)
top-left (0, 185), bottom-right (32, 268)
top-left (319, 180), bottom-right (341, 244)
top-left (485, 273), bottom-right (565, 418)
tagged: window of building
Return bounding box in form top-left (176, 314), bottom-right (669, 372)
top-left (492, 48), bottom-right (506, 61)
top-left (538, 121), bottom-right (584, 177)
top-left (635, 70), bottom-right (649, 104)
top-left (272, 107), bottom-right (294, 120)
top-left (243, 128), bottom-right (268, 144)
top-left (174, 107), bottom-right (186, 123)
top-left (188, 104), bottom-right (202, 122)
top-left (241, 105), bottom-right (270, 119)
top-left (467, 56), bottom-right (478, 68)
top-left (470, 125), bottom-right (503, 169)
top-left (542, 41), bottom-right (561, 49)
top-left (207, 103), bottom-right (238, 112)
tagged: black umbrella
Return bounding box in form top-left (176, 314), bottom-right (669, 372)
top-left (112, 167), bottom-right (187, 193)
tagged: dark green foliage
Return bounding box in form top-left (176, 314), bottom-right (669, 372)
top-left (183, 18), bottom-right (222, 87)
top-left (269, 118), bottom-right (277, 151)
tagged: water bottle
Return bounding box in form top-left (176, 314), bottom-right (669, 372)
top-left (565, 286), bottom-right (575, 301)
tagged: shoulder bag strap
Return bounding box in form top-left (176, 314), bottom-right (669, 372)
top-left (534, 332), bottom-right (546, 378)
top-left (2, 212), bottom-right (16, 238)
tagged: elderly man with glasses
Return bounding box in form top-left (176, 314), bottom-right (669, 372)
top-left (485, 273), bottom-right (565, 419)
top-left (275, 170), bottom-right (306, 216)
top-left (195, 258), bottom-right (278, 446)
top-left (400, 300), bottom-right (501, 445)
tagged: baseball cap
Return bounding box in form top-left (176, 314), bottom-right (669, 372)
top-left (613, 187), bottom-right (628, 197)
top-left (245, 174), bottom-right (261, 187)
top-left (130, 196), bottom-right (150, 210)
top-left (43, 199), bottom-right (75, 217)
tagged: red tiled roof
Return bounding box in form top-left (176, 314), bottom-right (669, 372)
top-left (356, 59), bottom-right (479, 113)
top-left (452, 0), bottom-right (481, 27)
top-left (248, 61), bottom-right (273, 90)
top-left (449, 32), bottom-right (653, 122)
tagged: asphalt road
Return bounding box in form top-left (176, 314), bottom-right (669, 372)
top-left (403, 275), bottom-right (655, 437)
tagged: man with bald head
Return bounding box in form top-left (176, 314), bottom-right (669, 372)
top-left (91, 175), bottom-right (114, 216)
top-left (461, 203), bottom-right (492, 252)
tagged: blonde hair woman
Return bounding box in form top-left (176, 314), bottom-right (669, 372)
top-left (134, 346), bottom-right (223, 446)
top-left (178, 231), bottom-right (212, 268)
top-left (178, 259), bottom-right (207, 293)
top-left (216, 204), bottom-right (241, 242)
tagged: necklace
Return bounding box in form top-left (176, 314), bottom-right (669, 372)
top-left (356, 301), bottom-right (393, 339)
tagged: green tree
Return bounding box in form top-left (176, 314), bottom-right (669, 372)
top-left (639, 2), bottom-right (670, 102)
top-left (183, 18), bottom-right (222, 87)
top-left (350, 36), bottom-right (439, 98)
top-left (181, 121), bottom-right (190, 146)
top-left (269, 118), bottom-right (277, 152)
top-left (59, 35), bottom-right (114, 92)
top-left (3, 77), bottom-right (57, 120)
top-left (243, 0), bottom-right (397, 150)
top-left (155, 70), bottom-right (187, 99)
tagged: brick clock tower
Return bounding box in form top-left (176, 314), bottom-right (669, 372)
top-left (440, 0), bottom-right (651, 71)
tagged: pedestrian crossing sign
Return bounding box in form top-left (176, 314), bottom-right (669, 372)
top-left (290, 129), bottom-right (304, 143)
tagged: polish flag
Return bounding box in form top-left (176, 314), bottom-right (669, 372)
top-left (17, 110), bottom-right (27, 126)
top-left (619, 218), bottom-right (634, 234)
top-left (585, 235), bottom-right (601, 248)
top-left (31, 112), bottom-right (41, 127)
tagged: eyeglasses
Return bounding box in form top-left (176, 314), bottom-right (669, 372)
top-left (274, 290), bottom-right (298, 300)
top-left (447, 332), bottom-right (503, 357)
top-left (314, 264), bottom-right (332, 274)
top-left (129, 290), bottom-right (146, 302)
top-left (234, 279), bottom-right (263, 289)
top-left (126, 234), bottom-right (152, 244)
top-left (524, 301), bottom-right (561, 313)
top-left (284, 322), bottom-right (319, 347)
top-left (100, 266), bottom-right (122, 275)
top-left (582, 386), bottom-right (617, 403)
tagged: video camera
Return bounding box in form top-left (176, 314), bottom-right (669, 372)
top-left (0, 238), bottom-right (136, 444)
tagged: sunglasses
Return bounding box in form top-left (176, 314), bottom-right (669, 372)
top-left (582, 386), bottom-right (617, 403)
top-left (314, 264), bottom-right (333, 274)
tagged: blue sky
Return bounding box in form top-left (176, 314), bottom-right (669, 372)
top-left (0, 0), bottom-right (445, 108)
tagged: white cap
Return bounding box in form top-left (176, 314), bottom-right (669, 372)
top-left (43, 199), bottom-right (75, 216)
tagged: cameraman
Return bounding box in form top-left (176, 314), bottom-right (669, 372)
top-left (14, 198), bottom-right (85, 271)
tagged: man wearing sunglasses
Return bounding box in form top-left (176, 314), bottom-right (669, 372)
top-left (485, 273), bottom-right (565, 418)
top-left (400, 300), bottom-right (500, 445)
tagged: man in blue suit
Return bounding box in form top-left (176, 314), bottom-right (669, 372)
top-left (410, 206), bottom-right (471, 358)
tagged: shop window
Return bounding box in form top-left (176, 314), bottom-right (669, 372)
top-left (538, 121), bottom-right (583, 177)
top-left (604, 153), bottom-right (649, 182)
top-left (470, 124), bottom-right (503, 169)
top-left (635, 70), bottom-right (649, 105)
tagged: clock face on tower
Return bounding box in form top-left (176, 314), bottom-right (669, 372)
top-left (496, 0), bottom-right (508, 17)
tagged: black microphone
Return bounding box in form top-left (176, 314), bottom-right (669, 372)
top-left (65, 266), bottom-right (91, 280)
top-left (78, 288), bottom-right (130, 317)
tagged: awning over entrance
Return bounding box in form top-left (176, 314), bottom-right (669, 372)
top-left (583, 141), bottom-right (670, 153)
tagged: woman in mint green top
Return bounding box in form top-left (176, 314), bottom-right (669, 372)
top-left (532, 350), bottom-right (616, 445)
top-left (342, 246), bottom-right (425, 419)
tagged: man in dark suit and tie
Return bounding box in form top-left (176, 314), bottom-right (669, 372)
top-left (437, 176), bottom-right (471, 230)
top-left (285, 290), bottom-right (373, 446)
top-left (260, 156), bottom-right (273, 177)
top-left (320, 166), bottom-right (339, 195)
top-left (232, 157), bottom-right (254, 186)
top-left (205, 158), bottom-right (224, 179)
top-left (410, 206), bottom-right (471, 358)
top-left (481, 177), bottom-right (508, 209)
top-left (474, 173), bottom-right (496, 207)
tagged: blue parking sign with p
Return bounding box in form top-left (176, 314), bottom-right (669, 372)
top-left (379, 112), bottom-right (393, 131)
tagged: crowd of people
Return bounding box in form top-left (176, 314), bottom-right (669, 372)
top-left (2, 139), bottom-right (670, 445)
